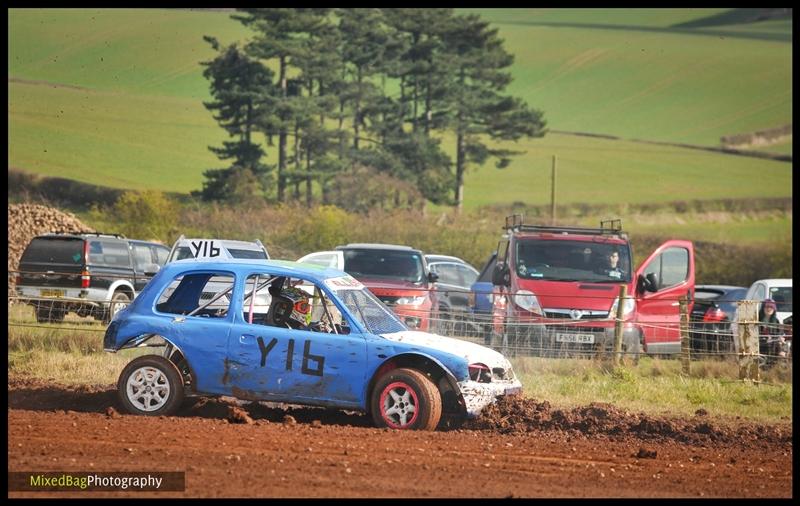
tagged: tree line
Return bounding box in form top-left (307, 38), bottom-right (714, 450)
top-left (200, 8), bottom-right (547, 211)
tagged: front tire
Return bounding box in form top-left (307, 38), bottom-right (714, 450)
top-left (370, 368), bottom-right (442, 430)
top-left (117, 355), bottom-right (184, 416)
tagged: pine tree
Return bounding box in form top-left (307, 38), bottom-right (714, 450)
top-left (200, 36), bottom-right (276, 202)
top-left (442, 14), bottom-right (547, 210)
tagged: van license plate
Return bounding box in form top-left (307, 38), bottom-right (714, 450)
top-left (555, 333), bottom-right (595, 344)
top-left (40, 289), bottom-right (65, 298)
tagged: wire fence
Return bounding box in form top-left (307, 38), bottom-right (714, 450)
top-left (8, 275), bottom-right (792, 377)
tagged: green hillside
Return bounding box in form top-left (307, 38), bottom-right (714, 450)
top-left (7, 8), bottom-right (793, 208)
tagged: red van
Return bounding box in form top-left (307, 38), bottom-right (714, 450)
top-left (491, 216), bottom-right (695, 357)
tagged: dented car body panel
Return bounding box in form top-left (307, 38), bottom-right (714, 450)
top-left (104, 259), bottom-right (522, 416)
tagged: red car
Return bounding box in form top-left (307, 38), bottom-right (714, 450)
top-left (298, 244), bottom-right (440, 332)
top-left (490, 215), bottom-right (695, 358)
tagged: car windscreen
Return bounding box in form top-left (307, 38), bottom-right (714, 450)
top-left (332, 286), bottom-right (407, 334)
top-left (342, 249), bottom-right (424, 284)
top-left (514, 239), bottom-right (631, 282)
top-left (20, 237), bottom-right (84, 264)
top-left (228, 248), bottom-right (267, 260)
top-left (769, 286), bottom-right (792, 313)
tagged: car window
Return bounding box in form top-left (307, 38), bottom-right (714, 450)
top-left (89, 240), bottom-right (132, 268)
top-left (20, 237), bottom-right (83, 265)
top-left (643, 247), bottom-right (689, 290)
top-left (242, 273), bottom-right (348, 333)
top-left (477, 253), bottom-right (497, 283)
top-left (342, 249), bottom-right (424, 283)
top-left (154, 246), bottom-right (169, 265)
top-left (132, 244), bottom-right (153, 271)
top-left (753, 284), bottom-right (766, 301)
top-left (228, 248), bottom-right (268, 260)
top-left (301, 253), bottom-right (335, 268)
top-left (431, 263), bottom-right (461, 286)
top-left (456, 264), bottom-right (479, 287)
top-left (156, 272), bottom-right (234, 318)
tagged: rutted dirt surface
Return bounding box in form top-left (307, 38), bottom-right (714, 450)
top-left (8, 377), bottom-right (793, 498)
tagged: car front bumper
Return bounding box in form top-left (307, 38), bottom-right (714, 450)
top-left (457, 378), bottom-right (523, 418)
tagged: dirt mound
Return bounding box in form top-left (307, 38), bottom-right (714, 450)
top-left (463, 395), bottom-right (791, 447)
top-left (8, 203), bottom-right (94, 294)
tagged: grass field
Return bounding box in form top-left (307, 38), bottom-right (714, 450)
top-left (7, 8), bottom-right (793, 209)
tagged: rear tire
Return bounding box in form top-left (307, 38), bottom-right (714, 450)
top-left (370, 368), bottom-right (442, 430)
top-left (117, 355), bottom-right (184, 416)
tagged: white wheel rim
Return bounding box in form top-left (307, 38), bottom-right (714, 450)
top-left (111, 299), bottom-right (129, 318)
top-left (126, 366), bottom-right (171, 412)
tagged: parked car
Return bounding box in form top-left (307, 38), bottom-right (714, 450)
top-left (16, 232), bottom-right (169, 324)
top-left (490, 215), bottom-right (695, 357)
top-left (104, 259), bottom-right (522, 429)
top-left (689, 285), bottom-right (747, 356)
top-left (167, 235), bottom-right (269, 262)
top-left (298, 244), bottom-right (440, 332)
top-left (744, 278), bottom-right (792, 323)
top-left (425, 255), bottom-right (480, 332)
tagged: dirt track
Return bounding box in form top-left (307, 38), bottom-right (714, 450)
top-left (7, 377), bottom-right (793, 498)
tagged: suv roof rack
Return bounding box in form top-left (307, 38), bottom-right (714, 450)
top-left (49, 231), bottom-right (127, 238)
top-left (503, 214), bottom-right (626, 238)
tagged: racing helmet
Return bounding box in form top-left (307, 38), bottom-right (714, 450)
top-left (271, 286), bottom-right (312, 329)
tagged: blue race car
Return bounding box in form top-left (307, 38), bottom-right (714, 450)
top-left (104, 259), bottom-right (522, 430)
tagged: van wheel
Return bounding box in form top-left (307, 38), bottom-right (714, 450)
top-left (35, 306), bottom-right (65, 324)
top-left (104, 291), bottom-right (131, 324)
top-left (370, 368), bottom-right (442, 430)
top-left (117, 355), bottom-right (184, 416)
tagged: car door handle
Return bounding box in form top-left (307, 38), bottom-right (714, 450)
top-left (240, 334), bottom-right (256, 343)
top-left (670, 302), bottom-right (679, 306)
top-left (172, 317), bottom-right (186, 323)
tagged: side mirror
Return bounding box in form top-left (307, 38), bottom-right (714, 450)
top-left (638, 272), bottom-right (658, 293)
top-left (427, 271), bottom-right (439, 283)
top-left (144, 264), bottom-right (161, 276)
top-left (492, 264), bottom-right (511, 287)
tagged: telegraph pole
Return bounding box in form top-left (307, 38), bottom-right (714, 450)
top-left (550, 155), bottom-right (557, 225)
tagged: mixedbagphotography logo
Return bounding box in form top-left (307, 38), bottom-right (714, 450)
top-left (9, 472), bottom-right (185, 492)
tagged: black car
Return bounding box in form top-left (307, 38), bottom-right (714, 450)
top-left (16, 232), bottom-right (169, 324)
top-left (689, 285), bottom-right (748, 356)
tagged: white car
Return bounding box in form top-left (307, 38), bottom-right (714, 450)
top-left (745, 278), bottom-right (792, 323)
top-left (166, 235), bottom-right (271, 313)
top-left (167, 235), bottom-right (269, 263)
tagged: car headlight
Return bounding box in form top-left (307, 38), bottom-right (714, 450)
top-left (513, 290), bottom-right (542, 315)
top-left (608, 297), bottom-right (636, 318)
top-left (396, 295), bottom-right (426, 305)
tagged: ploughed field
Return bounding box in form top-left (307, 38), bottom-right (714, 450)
top-left (8, 376), bottom-right (792, 498)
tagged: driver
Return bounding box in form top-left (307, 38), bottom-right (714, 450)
top-left (602, 249), bottom-right (623, 279)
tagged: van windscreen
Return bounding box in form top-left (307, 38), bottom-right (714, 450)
top-left (515, 239), bottom-right (631, 283)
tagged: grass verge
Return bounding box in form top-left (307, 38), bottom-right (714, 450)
top-left (511, 356), bottom-right (792, 422)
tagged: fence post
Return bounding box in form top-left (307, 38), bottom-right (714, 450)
top-left (613, 285), bottom-right (627, 366)
top-left (736, 300), bottom-right (760, 382)
top-left (680, 296), bottom-right (690, 375)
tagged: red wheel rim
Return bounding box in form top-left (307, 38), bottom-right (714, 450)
top-left (379, 381), bottom-right (420, 429)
